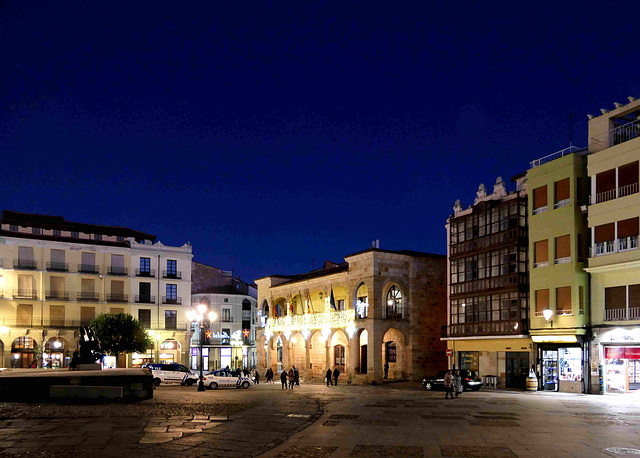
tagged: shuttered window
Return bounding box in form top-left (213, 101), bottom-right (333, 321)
top-left (630, 284), bottom-right (640, 308)
top-left (50, 277), bottom-right (65, 293)
top-left (555, 235), bottom-right (571, 259)
top-left (596, 169), bottom-right (616, 193)
top-left (535, 289), bottom-right (549, 313)
top-left (81, 252), bottom-right (95, 265)
top-left (534, 240), bottom-right (548, 263)
top-left (556, 287), bottom-right (572, 313)
top-left (533, 186), bottom-right (547, 210)
top-left (17, 304), bottom-right (33, 325)
top-left (50, 249), bottom-right (65, 263)
top-left (618, 161), bottom-right (639, 187)
top-left (617, 217), bottom-right (639, 238)
top-left (81, 279), bottom-right (95, 293)
top-left (594, 223), bottom-right (615, 243)
top-left (605, 286), bottom-right (626, 310)
top-left (111, 280), bottom-right (124, 295)
top-left (18, 246), bottom-right (34, 261)
top-left (554, 178), bottom-right (570, 203)
top-left (50, 305), bottom-right (65, 325)
top-left (81, 306), bottom-right (95, 324)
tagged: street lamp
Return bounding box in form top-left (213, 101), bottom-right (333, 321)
top-left (187, 303), bottom-right (216, 392)
top-left (543, 307), bottom-right (554, 324)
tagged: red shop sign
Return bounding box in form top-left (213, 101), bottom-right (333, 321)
top-left (605, 347), bottom-right (640, 359)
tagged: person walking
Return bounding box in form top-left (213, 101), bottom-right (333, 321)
top-left (254, 369), bottom-right (260, 385)
top-left (384, 362), bottom-right (389, 379)
top-left (333, 367), bottom-right (340, 386)
top-left (280, 370), bottom-right (288, 389)
top-left (444, 370), bottom-right (454, 399)
top-left (454, 370), bottom-right (462, 398)
top-left (288, 368), bottom-right (295, 389)
top-left (325, 368), bottom-right (333, 386)
top-left (293, 365), bottom-right (300, 386)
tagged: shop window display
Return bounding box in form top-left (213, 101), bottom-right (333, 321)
top-left (559, 347), bottom-right (582, 382)
top-left (604, 347), bottom-right (640, 393)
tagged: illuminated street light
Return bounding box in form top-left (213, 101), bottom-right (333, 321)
top-left (543, 307), bottom-right (554, 323)
top-left (186, 303), bottom-right (216, 392)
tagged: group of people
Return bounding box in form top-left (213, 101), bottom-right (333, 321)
top-left (325, 367), bottom-right (340, 386)
top-left (280, 366), bottom-right (300, 389)
top-left (443, 370), bottom-right (463, 399)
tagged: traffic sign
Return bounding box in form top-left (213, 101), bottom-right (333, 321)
top-left (446, 348), bottom-right (453, 357)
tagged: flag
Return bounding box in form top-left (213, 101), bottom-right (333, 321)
top-left (288, 300), bottom-right (293, 315)
top-left (330, 287), bottom-right (337, 310)
top-left (306, 290), bottom-right (311, 314)
top-left (273, 298), bottom-right (279, 317)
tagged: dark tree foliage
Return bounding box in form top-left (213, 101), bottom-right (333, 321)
top-left (90, 313), bottom-right (152, 357)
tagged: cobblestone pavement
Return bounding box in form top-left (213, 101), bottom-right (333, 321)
top-left (1, 382), bottom-right (640, 457)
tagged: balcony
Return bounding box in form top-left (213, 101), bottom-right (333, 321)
top-left (135, 295), bottom-right (156, 304)
top-left (136, 269), bottom-right (156, 278)
top-left (268, 309), bottom-right (355, 334)
top-left (605, 307), bottom-right (640, 322)
top-left (554, 199), bottom-right (571, 209)
top-left (529, 146), bottom-right (582, 169)
top-left (107, 293), bottom-right (128, 303)
top-left (590, 236), bottom-right (639, 257)
top-left (450, 228), bottom-right (522, 257)
top-left (46, 290), bottom-right (70, 301)
top-left (532, 206), bottom-right (548, 215)
top-left (77, 292), bottom-right (99, 302)
top-left (14, 260), bottom-right (37, 270)
top-left (591, 182), bottom-right (639, 205)
top-left (163, 271), bottom-right (182, 279)
top-left (46, 262), bottom-right (69, 272)
top-left (13, 289), bottom-right (38, 299)
top-left (162, 296), bottom-right (182, 305)
top-left (534, 261), bottom-right (549, 269)
top-left (450, 273), bottom-right (525, 296)
top-left (554, 257), bottom-right (572, 265)
top-left (78, 264), bottom-right (99, 274)
top-left (610, 119), bottom-right (640, 147)
top-left (446, 319), bottom-right (528, 337)
top-left (108, 266), bottom-right (128, 276)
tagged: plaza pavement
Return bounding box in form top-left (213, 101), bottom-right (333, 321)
top-left (0, 380), bottom-right (639, 457)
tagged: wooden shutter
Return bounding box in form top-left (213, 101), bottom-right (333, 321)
top-left (111, 254), bottom-right (124, 268)
top-left (556, 287), bottom-right (572, 312)
top-left (110, 307), bottom-right (124, 314)
top-left (617, 218), bottom-right (639, 238)
top-left (618, 161), bottom-right (639, 187)
top-left (50, 305), bottom-right (65, 324)
top-left (81, 279), bottom-right (95, 293)
top-left (594, 223), bottom-right (615, 243)
top-left (605, 286), bottom-right (626, 310)
top-left (554, 178), bottom-right (570, 202)
top-left (630, 284), bottom-right (640, 308)
top-left (533, 186), bottom-right (547, 210)
top-left (50, 249), bottom-right (65, 264)
top-left (111, 280), bottom-right (124, 295)
top-left (596, 169), bottom-right (616, 194)
top-left (17, 304), bottom-right (33, 325)
top-left (18, 246), bottom-right (34, 261)
top-left (81, 252), bottom-right (95, 266)
top-left (535, 289), bottom-right (549, 313)
top-left (81, 306), bottom-right (95, 323)
top-left (18, 274), bottom-right (33, 291)
top-left (555, 235), bottom-right (571, 259)
top-left (50, 277), bottom-right (65, 293)
top-left (534, 240), bottom-right (548, 263)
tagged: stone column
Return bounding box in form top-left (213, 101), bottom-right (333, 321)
top-left (348, 334), bottom-right (360, 378)
top-left (305, 341), bottom-right (312, 379)
top-left (370, 329), bottom-right (383, 382)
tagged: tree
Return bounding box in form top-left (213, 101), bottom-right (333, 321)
top-left (90, 313), bottom-right (152, 365)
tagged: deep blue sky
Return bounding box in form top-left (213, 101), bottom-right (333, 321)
top-left (1, 2), bottom-right (638, 283)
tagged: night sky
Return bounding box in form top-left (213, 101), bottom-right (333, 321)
top-left (1, 2), bottom-right (638, 283)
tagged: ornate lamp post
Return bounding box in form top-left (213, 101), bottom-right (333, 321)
top-left (187, 303), bottom-right (216, 392)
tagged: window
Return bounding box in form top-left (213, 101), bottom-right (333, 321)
top-left (9, 225), bottom-right (18, 231)
top-left (94, 234), bottom-right (102, 241)
top-left (224, 298), bottom-right (228, 303)
top-left (80, 306), bottom-right (95, 325)
top-left (139, 309), bottom-right (151, 328)
top-left (166, 284), bottom-right (177, 300)
top-left (555, 235), bottom-right (571, 263)
top-left (71, 231), bottom-right (79, 238)
top-left (167, 260), bottom-right (177, 275)
top-left (50, 305), bottom-right (65, 326)
top-left (618, 161), bottom-right (639, 192)
top-left (32, 227), bottom-right (41, 234)
top-left (140, 257), bottom-right (151, 274)
top-left (618, 218), bottom-right (639, 240)
top-left (116, 236), bottom-right (124, 242)
top-left (595, 223), bottom-right (615, 243)
top-left (222, 309), bottom-right (231, 322)
top-left (533, 186), bottom-right (548, 214)
top-left (534, 240), bottom-right (548, 267)
top-left (52, 229), bottom-right (61, 236)
top-left (337, 299), bottom-right (345, 310)
top-left (554, 178), bottom-right (570, 208)
top-left (631, 284), bottom-right (640, 308)
top-left (535, 289), bottom-right (549, 315)
top-left (138, 282), bottom-right (151, 302)
top-left (222, 328), bottom-right (230, 344)
top-left (16, 304), bottom-right (33, 326)
top-left (385, 286), bottom-right (403, 319)
top-left (165, 310), bottom-right (177, 330)
top-left (385, 342), bottom-right (396, 363)
top-left (556, 287), bottom-right (572, 315)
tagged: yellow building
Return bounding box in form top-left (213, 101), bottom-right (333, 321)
top-left (527, 147), bottom-right (590, 393)
top-left (585, 97), bottom-right (640, 394)
top-left (0, 211), bottom-right (192, 369)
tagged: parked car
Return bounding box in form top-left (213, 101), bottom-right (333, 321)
top-left (422, 370), bottom-right (482, 391)
top-left (202, 370), bottom-right (253, 390)
top-left (144, 363), bottom-right (199, 386)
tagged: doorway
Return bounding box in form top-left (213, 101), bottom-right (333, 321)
top-left (506, 352), bottom-right (529, 389)
top-left (360, 345), bottom-right (367, 374)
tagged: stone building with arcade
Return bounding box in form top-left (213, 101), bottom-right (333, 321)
top-left (255, 247), bottom-right (446, 383)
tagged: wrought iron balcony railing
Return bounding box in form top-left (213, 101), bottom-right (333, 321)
top-left (163, 271), bottom-right (182, 279)
top-left (78, 264), bottom-right (99, 274)
top-left (136, 269), bottom-right (156, 277)
top-left (162, 296), bottom-right (182, 305)
top-left (46, 262), bottom-right (69, 272)
top-left (46, 291), bottom-right (70, 301)
top-left (106, 293), bottom-right (128, 303)
top-left (135, 295), bottom-right (156, 304)
top-left (77, 292), bottom-right (99, 302)
top-left (13, 289), bottom-right (38, 299)
top-left (14, 260), bottom-right (37, 270)
top-left (108, 266), bottom-right (128, 276)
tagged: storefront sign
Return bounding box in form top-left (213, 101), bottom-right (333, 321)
top-left (603, 329), bottom-right (640, 343)
top-left (605, 347), bottom-right (640, 359)
top-left (531, 335), bottom-right (577, 343)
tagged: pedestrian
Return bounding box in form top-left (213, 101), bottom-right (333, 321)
top-left (384, 361), bottom-right (389, 379)
top-left (444, 370), bottom-right (454, 399)
top-left (454, 370), bottom-right (462, 398)
top-left (254, 369), bottom-right (260, 385)
top-left (293, 365), bottom-right (300, 386)
top-left (288, 368), bottom-right (295, 389)
top-left (280, 370), bottom-right (288, 389)
top-left (268, 368), bottom-right (274, 383)
top-left (333, 367), bottom-right (340, 386)
top-left (325, 368), bottom-right (333, 386)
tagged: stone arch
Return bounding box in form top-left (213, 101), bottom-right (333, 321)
top-left (381, 281), bottom-right (408, 320)
top-left (308, 330), bottom-right (326, 377)
top-left (11, 336), bottom-right (36, 368)
top-left (332, 286), bottom-right (349, 310)
top-left (382, 327), bottom-right (408, 380)
top-left (274, 297), bottom-right (288, 317)
top-left (309, 290), bottom-right (325, 314)
top-left (288, 331), bottom-right (306, 372)
top-left (290, 294), bottom-right (303, 315)
top-left (43, 336), bottom-right (68, 369)
top-left (261, 300), bottom-right (269, 326)
top-left (354, 282), bottom-right (370, 318)
top-left (330, 329), bottom-right (349, 374)
top-left (356, 328), bottom-right (368, 374)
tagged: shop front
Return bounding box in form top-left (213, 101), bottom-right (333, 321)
top-left (42, 337), bottom-right (68, 369)
top-left (132, 348), bottom-right (154, 367)
top-left (592, 327), bottom-right (640, 394)
top-left (532, 335), bottom-right (586, 393)
top-left (10, 336), bottom-right (36, 368)
top-left (159, 339), bottom-right (180, 363)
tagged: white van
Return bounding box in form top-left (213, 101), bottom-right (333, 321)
top-left (145, 363), bottom-right (199, 386)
